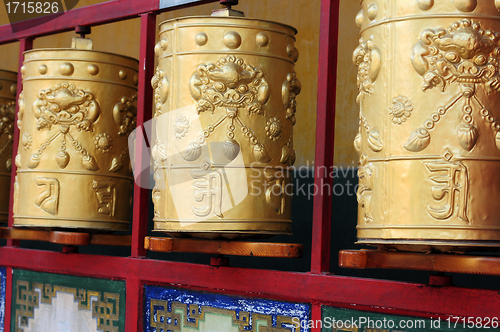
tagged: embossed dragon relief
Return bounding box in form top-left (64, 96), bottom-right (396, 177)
top-left (151, 56), bottom-right (301, 168)
top-left (181, 55), bottom-right (301, 166)
top-left (16, 83), bottom-right (137, 173)
top-left (407, 19), bottom-right (500, 153)
top-left (183, 55), bottom-right (272, 164)
top-left (23, 83), bottom-right (101, 171)
top-left (0, 100), bottom-right (15, 171)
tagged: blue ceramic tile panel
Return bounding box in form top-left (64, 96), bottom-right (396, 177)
top-left (145, 285), bottom-right (310, 332)
top-left (0, 267), bottom-right (6, 332)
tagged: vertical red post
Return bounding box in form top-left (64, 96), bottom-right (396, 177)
top-left (125, 276), bottom-right (143, 332)
top-left (310, 0), bottom-right (340, 274)
top-left (7, 38), bottom-right (33, 248)
top-left (131, 13), bottom-right (156, 258)
top-left (311, 304), bottom-right (323, 332)
top-left (4, 267), bottom-right (14, 331)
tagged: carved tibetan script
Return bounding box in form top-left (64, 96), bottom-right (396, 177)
top-left (424, 160), bottom-right (469, 222)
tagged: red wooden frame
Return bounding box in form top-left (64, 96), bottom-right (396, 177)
top-left (1, 0), bottom-right (500, 331)
top-left (311, 0), bottom-right (339, 275)
top-left (131, 12), bottom-right (156, 259)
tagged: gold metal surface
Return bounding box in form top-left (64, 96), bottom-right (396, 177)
top-left (13, 45), bottom-right (138, 231)
top-left (0, 70), bottom-right (17, 222)
top-left (211, 7), bottom-right (245, 17)
top-left (354, 0), bottom-right (500, 251)
top-left (152, 15), bottom-right (300, 238)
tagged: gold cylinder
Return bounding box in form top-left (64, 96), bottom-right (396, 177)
top-left (354, 0), bottom-right (500, 251)
top-left (152, 14), bottom-right (300, 238)
top-left (0, 70), bottom-right (17, 222)
top-left (13, 48), bottom-right (138, 231)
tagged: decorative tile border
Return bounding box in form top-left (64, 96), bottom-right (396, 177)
top-left (145, 285), bottom-right (310, 332)
top-left (12, 269), bottom-right (125, 332)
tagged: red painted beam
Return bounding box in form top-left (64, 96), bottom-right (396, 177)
top-left (130, 12), bottom-right (156, 258)
top-left (0, 247), bottom-right (499, 320)
top-left (0, 0), bottom-right (219, 45)
top-left (310, 0), bottom-right (340, 273)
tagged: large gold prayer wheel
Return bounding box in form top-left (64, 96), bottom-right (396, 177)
top-left (354, 0), bottom-right (500, 251)
top-left (152, 11), bottom-right (300, 238)
top-left (0, 70), bottom-right (17, 222)
top-left (13, 44), bottom-right (138, 231)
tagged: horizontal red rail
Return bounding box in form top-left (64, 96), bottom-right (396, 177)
top-left (0, 0), bottom-right (219, 45)
top-left (0, 246), bottom-right (498, 320)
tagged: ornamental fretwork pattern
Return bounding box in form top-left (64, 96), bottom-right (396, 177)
top-left (150, 299), bottom-right (301, 332)
top-left (15, 280), bottom-right (120, 332)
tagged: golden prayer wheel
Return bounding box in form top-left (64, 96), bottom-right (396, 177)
top-left (0, 70), bottom-right (17, 222)
top-left (13, 40), bottom-right (138, 231)
top-left (354, 0), bottom-right (500, 251)
top-left (151, 9), bottom-right (300, 239)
